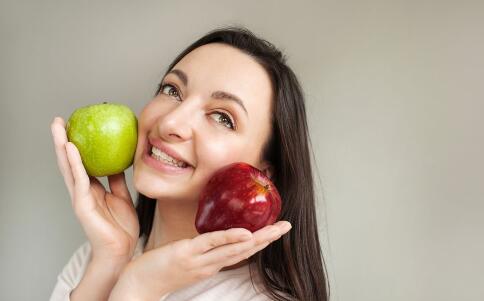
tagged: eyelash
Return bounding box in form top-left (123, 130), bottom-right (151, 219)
top-left (159, 83), bottom-right (236, 130)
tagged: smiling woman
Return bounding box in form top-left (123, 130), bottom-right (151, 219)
top-left (50, 26), bottom-right (329, 301)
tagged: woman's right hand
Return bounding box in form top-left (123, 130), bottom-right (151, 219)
top-left (51, 117), bottom-right (140, 265)
top-left (109, 221), bottom-right (292, 301)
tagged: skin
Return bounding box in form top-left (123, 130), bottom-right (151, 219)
top-left (133, 43), bottom-right (276, 251)
top-left (51, 43), bottom-right (291, 301)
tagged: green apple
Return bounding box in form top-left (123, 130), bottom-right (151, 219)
top-left (66, 102), bottom-right (138, 177)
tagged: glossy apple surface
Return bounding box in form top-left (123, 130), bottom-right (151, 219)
top-left (66, 102), bottom-right (138, 177)
top-left (195, 162), bottom-right (282, 233)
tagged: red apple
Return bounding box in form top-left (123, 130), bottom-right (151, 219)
top-left (195, 162), bottom-right (282, 233)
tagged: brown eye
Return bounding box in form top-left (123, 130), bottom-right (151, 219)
top-left (160, 84), bottom-right (181, 101)
top-left (210, 112), bottom-right (235, 130)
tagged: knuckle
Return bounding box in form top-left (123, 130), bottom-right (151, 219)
top-left (254, 236), bottom-right (266, 245)
top-left (204, 233), bottom-right (223, 249)
top-left (207, 238), bottom-right (219, 249)
top-left (226, 247), bottom-right (242, 258)
top-left (227, 228), bottom-right (243, 239)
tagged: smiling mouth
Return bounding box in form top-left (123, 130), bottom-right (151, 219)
top-left (147, 143), bottom-right (190, 169)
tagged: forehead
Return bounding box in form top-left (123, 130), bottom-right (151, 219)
top-left (171, 43), bottom-right (273, 118)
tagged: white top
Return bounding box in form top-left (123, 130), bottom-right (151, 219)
top-left (49, 235), bottom-right (271, 301)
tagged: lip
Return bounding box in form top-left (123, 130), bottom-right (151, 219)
top-left (142, 137), bottom-right (194, 175)
top-left (147, 137), bottom-right (192, 167)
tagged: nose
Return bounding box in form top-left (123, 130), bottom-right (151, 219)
top-left (157, 102), bottom-right (195, 143)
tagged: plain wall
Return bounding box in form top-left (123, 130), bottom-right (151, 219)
top-left (1, 1), bottom-right (483, 300)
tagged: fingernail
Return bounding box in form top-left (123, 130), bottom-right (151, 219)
top-left (284, 222), bottom-right (292, 231)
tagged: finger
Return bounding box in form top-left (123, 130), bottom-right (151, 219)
top-left (65, 142), bottom-right (91, 199)
top-left (224, 240), bottom-right (272, 267)
top-left (192, 228), bottom-right (253, 254)
top-left (51, 117), bottom-right (74, 199)
top-left (241, 221), bottom-right (291, 246)
top-left (200, 221), bottom-right (292, 267)
top-left (232, 229), bottom-right (288, 264)
top-left (108, 172), bottom-right (132, 203)
top-left (89, 176), bottom-right (106, 199)
top-left (233, 222), bottom-right (292, 263)
top-left (89, 176), bottom-right (108, 209)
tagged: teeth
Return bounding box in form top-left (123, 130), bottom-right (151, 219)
top-left (151, 146), bottom-right (187, 168)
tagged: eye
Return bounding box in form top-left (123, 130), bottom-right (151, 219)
top-left (210, 111), bottom-right (236, 130)
top-left (160, 83), bottom-right (181, 101)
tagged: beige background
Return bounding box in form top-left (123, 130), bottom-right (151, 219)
top-left (1, 0), bottom-right (483, 300)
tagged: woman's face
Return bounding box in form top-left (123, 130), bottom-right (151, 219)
top-left (133, 43), bottom-right (274, 203)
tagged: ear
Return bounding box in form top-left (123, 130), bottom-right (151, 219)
top-left (259, 161), bottom-right (274, 180)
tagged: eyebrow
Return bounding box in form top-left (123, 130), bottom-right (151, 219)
top-left (166, 69), bottom-right (248, 116)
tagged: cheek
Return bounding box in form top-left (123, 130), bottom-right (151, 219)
top-left (134, 102), bottom-right (161, 158)
top-left (139, 101), bottom-right (160, 130)
top-left (199, 138), bottom-right (244, 170)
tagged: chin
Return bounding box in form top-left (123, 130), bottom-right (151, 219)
top-left (133, 170), bottom-right (160, 199)
top-left (133, 170), bottom-right (198, 203)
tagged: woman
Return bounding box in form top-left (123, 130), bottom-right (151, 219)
top-left (50, 27), bottom-right (329, 301)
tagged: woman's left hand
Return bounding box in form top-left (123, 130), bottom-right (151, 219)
top-left (108, 221), bottom-right (292, 301)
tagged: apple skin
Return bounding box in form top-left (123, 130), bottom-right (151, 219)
top-left (195, 162), bottom-right (282, 233)
top-left (66, 102), bottom-right (138, 177)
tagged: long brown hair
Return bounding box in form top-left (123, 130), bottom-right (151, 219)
top-left (136, 26), bottom-right (330, 301)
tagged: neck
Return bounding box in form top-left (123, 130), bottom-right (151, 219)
top-left (144, 199), bottom-right (199, 251)
top-left (143, 198), bottom-right (250, 270)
